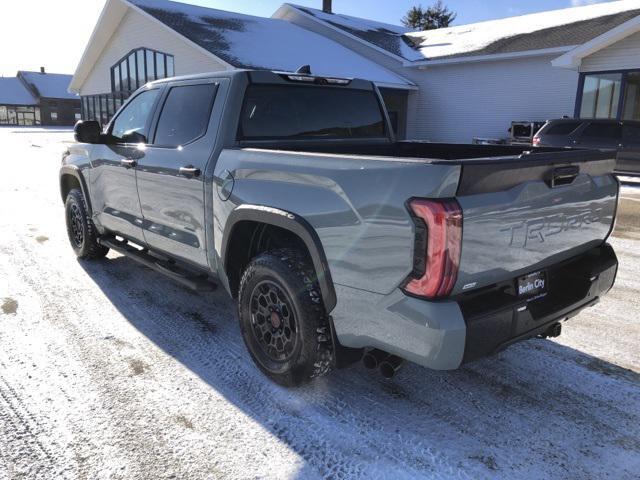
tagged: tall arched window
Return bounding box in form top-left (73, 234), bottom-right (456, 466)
top-left (110, 48), bottom-right (175, 93)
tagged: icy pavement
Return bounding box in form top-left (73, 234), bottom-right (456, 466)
top-left (0, 129), bottom-right (638, 479)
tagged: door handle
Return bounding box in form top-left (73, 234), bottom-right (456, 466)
top-left (546, 165), bottom-right (579, 188)
top-left (179, 166), bottom-right (201, 178)
top-left (121, 158), bottom-right (137, 168)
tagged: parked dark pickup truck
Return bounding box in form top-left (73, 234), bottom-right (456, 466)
top-left (60, 69), bottom-right (619, 386)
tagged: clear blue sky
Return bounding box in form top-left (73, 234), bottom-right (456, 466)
top-left (186, 0), bottom-right (611, 26)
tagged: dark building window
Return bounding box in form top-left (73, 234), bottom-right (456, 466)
top-left (82, 47), bottom-right (175, 124)
top-left (577, 70), bottom-right (640, 121)
top-left (110, 47), bottom-right (174, 95)
top-left (80, 91), bottom-right (130, 124)
top-left (0, 105), bottom-right (41, 126)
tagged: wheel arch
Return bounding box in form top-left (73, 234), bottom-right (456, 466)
top-left (60, 166), bottom-right (93, 216)
top-left (221, 205), bottom-right (337, 313)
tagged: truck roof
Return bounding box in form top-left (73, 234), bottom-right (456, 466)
top-left (147, 69), bottom-right (376, 90)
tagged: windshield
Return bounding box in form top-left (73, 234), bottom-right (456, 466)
top-left (238, 84), bottom-right (386, 141)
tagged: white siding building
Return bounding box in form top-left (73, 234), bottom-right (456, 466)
top-left (274, 0), bottom-right (640, 142)
top-left (72, 0), bottom-right (640, 143)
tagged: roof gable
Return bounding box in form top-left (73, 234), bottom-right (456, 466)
top-left (127, 0), bottom-right (412, 87)
top-left (19, 71), bottom-right (76, 100)
top-left (282, 4), bottom-right (422, 61)
top-left (553, 10), bottom-right (640, 69)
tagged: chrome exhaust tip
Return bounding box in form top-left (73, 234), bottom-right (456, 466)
top-left (379, 355), bottom-right (404, 379)
top-left (362, 349), bottom-right (390, 370)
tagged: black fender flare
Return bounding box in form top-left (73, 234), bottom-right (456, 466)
top-left (221, 205), bottom-right (337, 312)
top-left (59, 165), bottom-right (93, 216)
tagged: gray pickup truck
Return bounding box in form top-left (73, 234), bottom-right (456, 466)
top-left (60, 69), bottom-right (619, 386)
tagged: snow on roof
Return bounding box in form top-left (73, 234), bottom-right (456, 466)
top-left (128, 0), bottom-right (412, 88)
top-left (19, 71), bottom-right (77, 100)
top-left (406, 0), bottom-right (640, 60)
top-left (0, 77), bottom-right (38, 106)
top-left (284, 4), bottom-right (424, 61)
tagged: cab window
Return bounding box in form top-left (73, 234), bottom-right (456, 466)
top-left (110, 89), bottom-right (160, 143)
top-left (153, 83), bottom-right (217, 147)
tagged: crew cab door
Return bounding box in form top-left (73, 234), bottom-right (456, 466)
top-left (135, 79), bottom-right (221, 268)
top-left (89, 88), bottom-right (161, 242)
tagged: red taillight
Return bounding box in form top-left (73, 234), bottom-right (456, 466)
top-left (403, 199), bottom-right (462, 299)
top-left (532, 136), bottom-right (541, 146)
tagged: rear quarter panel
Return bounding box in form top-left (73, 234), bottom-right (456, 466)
top-left (213, 149), bottom-right (461, 295)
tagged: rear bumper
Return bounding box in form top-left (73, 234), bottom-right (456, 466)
top-left (331, 244), bottom-right (617, 370)
top-left (459, 243), bottom-right (617, 363)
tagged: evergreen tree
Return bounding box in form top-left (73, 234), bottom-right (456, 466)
top-left (402, 1), bottom-right (456, 30)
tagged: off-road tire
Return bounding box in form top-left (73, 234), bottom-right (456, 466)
top-left (65, 188), bottom-right (109, 260)
top-left (238, 248), bottom-right (333, 387)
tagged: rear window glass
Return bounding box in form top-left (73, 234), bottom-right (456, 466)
top-left (582, 122), bottom-right (622, 139)
top-left (154, 83), bottom-right (217, 147)
top-left (512, 124), bottom-right (533, 138)
top-left (238, 85), bottom-right (386, 140)
top-left (543, 122), bottom-right (581, 135)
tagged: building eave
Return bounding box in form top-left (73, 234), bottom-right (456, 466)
top-left (405, 46), bottom-right (576, 69)
top-left (552, 13), bottom-right (640, 70)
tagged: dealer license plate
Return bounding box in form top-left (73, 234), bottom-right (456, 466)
top-left (517, 270), bottom-right (547, 299)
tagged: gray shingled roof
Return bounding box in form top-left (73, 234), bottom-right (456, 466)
top-left (19, 71), bottom-right (77, 100)
top-left (295, 5), bottom-right (422, 61)
top-left (127, 0), bottom-right (411, 86)
top-left (442, 9), bottom-right (640, 59)
top-left (289, 4), bottom-right (640, 62)
top-left (0, 78), bottom-right (38, 106)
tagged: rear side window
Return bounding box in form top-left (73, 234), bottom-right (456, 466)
top-left (154, 83), bottom-right (217, 147)
top-left (581, 122), bottom-right (622, 139)
top-left (623, 124), bottom-right (640, 142)
top-left (239, 85), bottom-right (386, 140)
top-left (543, 121), bottom-right (581, 136)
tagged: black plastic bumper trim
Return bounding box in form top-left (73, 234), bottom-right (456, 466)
top-left (460, 243), bottom-right (618, 363)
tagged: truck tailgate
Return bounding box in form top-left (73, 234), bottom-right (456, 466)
top-left (453, 155), bottom-right (618, 295)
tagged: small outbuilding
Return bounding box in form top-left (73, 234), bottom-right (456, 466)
top-left (0, 69), bottom-right (80, 126)
top-left (0, 77), bottom-right (40, 126)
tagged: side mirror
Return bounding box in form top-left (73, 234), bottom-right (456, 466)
top-left (74, 120), bottom-right (102, 144)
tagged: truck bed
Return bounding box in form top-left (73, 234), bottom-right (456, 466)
top-left (224, 140), bottom-right (617, 297)
top-left (248, 141), bottom-right (616, 195)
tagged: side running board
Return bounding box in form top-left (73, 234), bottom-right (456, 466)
top-left (99, 237), bottom-right (216, 292)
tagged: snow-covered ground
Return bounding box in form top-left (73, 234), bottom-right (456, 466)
top-left (0, 129), bottom-right (639, 479)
